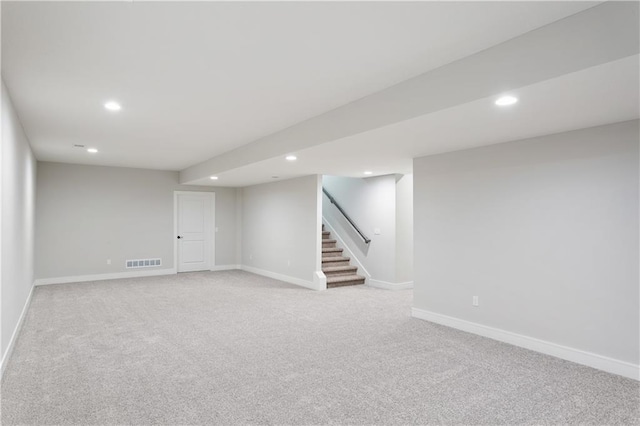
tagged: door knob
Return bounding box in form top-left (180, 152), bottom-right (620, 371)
top-left (177, 236), bottom-right (183, 239)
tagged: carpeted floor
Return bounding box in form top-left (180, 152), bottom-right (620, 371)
top-left (1, 271), bottom-right (638, 425)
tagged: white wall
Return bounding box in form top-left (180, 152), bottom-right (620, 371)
top-left (413, 120), bottom-right (639, 378)
top-left (35, 162), bottom-right (239, 280)
top-left (395, 174), bottom-right (413, 283)
top-left (241, 175), bottom-right (321, 289)
top-left (1, 81), bottom-right (37, 363)
top-left (323, 174), bottom-right (413, 286)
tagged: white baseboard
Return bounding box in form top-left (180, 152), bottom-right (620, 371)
top-left (411, 307), bottom-right (640, 381)
top-left (210, 264), bottom-right (241, 271)
top-left (367, 279), bottom-right (413, 290)
top-left (240, 265), bottom-right (320, 291)
top-left (314, 270), bottom-right (327, 291)
top-left (34, 267), bottom-right (177, 286)
top-left (1, 284), bottom-right (35, 380)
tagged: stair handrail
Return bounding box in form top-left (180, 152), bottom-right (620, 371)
top-left (322, 187), bottom-right (371, 244)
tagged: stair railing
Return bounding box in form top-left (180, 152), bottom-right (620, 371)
top-left (322, 188), bottom-right (371, 244)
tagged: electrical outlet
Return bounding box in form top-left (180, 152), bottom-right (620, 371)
top-left (106, 259), bottom-right (111, 265)
top-left (287, 260), bottom-right (290, 267)
top-left (473, 296), bottom-right (479, 307)
top-left (249, 254), bottom-right (253, 260)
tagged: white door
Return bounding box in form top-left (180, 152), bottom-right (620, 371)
top-left (176, 192), bottom-right (214, 272)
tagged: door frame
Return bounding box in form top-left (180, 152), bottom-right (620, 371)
top-left (173, 191), bottom-right (216, 273)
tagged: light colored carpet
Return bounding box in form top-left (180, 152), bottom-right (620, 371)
top-left (1, 270), bottom-right (638, 425)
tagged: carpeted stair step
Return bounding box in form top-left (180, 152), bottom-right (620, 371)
top-left (322, 256), bottom-right (350, 267)
top-left (322, 247), bottom-right (343, 257)
top-left (322, 239), bottom-right (337, 248)
top-left (322, 265), bottom-right (358, 277)
top-left (321, 224), bottom-right (364, 289)
top-left (327, 274), bottom-right (365, 288)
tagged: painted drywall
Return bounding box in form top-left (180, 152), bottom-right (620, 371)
top-left (395, 174), bottom-right (413, 283)
top-left (413, 120), bottom-right (639, 366)
top-left (323, 174), bottom-right (407, 284)
top-left (241, 175), bottom-right (321, 287)
top-left (182, 2), bottom-right (640, 184)
top-left (35, 162), bottom-right (239, 279)
top-left (1, 81), bottom-right (37, 358)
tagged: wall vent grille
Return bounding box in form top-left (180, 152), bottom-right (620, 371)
top-left (126, 258), bottom-right (162, 269)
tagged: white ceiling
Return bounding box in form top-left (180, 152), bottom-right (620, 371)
top-left (187, 55), bottom-right (640, 187)
top-left (2, 1), bottom-right (604, 174)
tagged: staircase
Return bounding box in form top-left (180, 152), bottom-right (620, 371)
top-left (322, 225), bottom-right (366, 288)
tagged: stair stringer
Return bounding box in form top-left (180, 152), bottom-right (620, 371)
top-left (322, 217), bottom-right (371, 282)
top-left (314, 270), bottom-right (327, 291)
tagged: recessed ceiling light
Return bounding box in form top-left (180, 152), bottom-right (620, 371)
top-left (104, 101), bottom-right (121, 111)
top-left (495, 95), bottom-right (518, 106)
top-left (364, 171), bottom-right (373, 175)
top-left (210, 176), bottom-right (218, 180)
top-left (87, 148), bottom-right (98, 153)
top-left (285, 155), bottom-right (297, 161)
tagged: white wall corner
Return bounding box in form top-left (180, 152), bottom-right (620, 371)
top-left (34, 267), bottom-right (177, 286)
top-left (314, 270), bottom-right (327, 291)
top-left (240, 265), bottom-right (318, 291)
top-left (235, 188), bottom-right (243, 266)
top-left (367, 279), bottom-right (413, 290)
top-left (411, 307), bottom-right (640, 381)
top-left (1, 284), bottom-right (35, 380)
top-left (210, 264), bottom-right (241, 272)
top-left (315, 175), bottom-right (324, 273)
